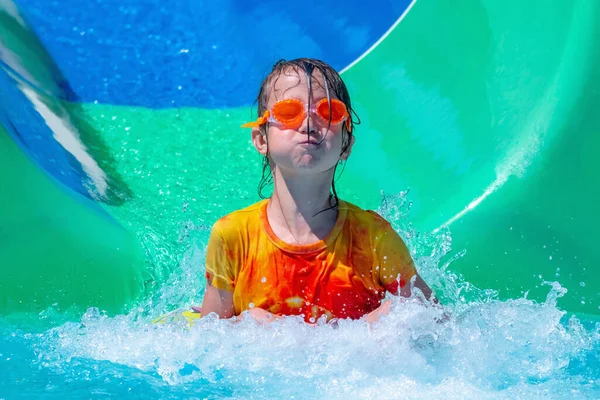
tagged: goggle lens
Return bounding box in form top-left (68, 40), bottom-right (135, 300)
top-left (316, 99), bottom-right (347, 123)
top-left (272, 100), bottom-right (304, 123)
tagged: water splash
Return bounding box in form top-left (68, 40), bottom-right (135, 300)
top-left (377, 190), bottom-right (497, 311)
top-left (17, 283), bottom-right (598, 398)
top-left (2, 192), bottom-right (599, 398)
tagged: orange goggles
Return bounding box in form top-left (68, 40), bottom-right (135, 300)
top-left (241, 98), bottom-right (351, 132)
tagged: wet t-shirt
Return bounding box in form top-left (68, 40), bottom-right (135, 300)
top-left (205, 199), bottom-right (416, 322)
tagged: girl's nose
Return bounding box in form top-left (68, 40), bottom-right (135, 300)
top-left (298, 109), bottom-right (319, 134)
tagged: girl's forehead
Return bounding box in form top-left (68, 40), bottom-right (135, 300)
top-left (267, 69), bottom-right (330, 104)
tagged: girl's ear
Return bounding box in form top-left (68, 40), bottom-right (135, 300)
top-left (251, 127), bottom-right (268, 155)
top-left (340, 134), bottom-right (355, 161)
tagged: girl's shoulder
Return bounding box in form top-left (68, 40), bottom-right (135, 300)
top-left (212, 199), bottom-right (268, 234)
top-left (340, 199), bottom-right (389, 227)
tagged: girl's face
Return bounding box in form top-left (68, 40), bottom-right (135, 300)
top-left (253, 70), bottom-right (352, 176)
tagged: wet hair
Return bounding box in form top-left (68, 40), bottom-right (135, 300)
top-left (253, 58), bottom-right (360, 211)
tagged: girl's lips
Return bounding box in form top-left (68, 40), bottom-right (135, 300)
top-left (300, 142), bottom-right (320, 147)
top-left (300, 139), bottom-right (321, 145)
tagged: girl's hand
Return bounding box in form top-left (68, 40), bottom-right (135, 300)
top-left (364, 298), bottom-right (451, 325)
top-left (363, 299), bottom-right (392, 323)
top-left (239, 307), bottom-right (282, 324)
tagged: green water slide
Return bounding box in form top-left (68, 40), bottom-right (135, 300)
top-left (1, 0), bottom-right (599, 319)
top-left (0, 4), bottom-right (147, 317)
top-left (339, 0), bottom-right (600, 314)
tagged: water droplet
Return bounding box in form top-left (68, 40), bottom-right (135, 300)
top-left (580, 282), bottom-right (586, 287)
top-left (261, 277), bottom-right (267, 283)
top-left (249, 303), bottom-right (254, 308)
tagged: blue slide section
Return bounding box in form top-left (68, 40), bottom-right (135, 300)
top-left (0, 63), bottom-right (94, 199)
top-left (14, 0), bottom-right (410, 108)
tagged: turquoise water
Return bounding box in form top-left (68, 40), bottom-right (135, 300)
top-left (1, 196), bottom-right (599, 399)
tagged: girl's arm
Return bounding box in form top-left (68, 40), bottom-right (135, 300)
top-left (399, 273), bottom-right (438, 303)
top-left (364, 273), bottom-right (438, 323)
top-left (200, 280), bottom-right (235, 318)
top-left (201, 283), bottom-right (282, 323)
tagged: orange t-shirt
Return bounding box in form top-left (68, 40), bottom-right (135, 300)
top-left (204, 199), bottom-right (416, 322)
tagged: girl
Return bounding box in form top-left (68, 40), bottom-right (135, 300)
top-left (200, 58), bottom-right (435, 324)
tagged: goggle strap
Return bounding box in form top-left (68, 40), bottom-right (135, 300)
top-left (241, 110), bottom-right (270, 128)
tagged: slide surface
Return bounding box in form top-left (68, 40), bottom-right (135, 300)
top-left (1, 0), bottom-right (598, 317)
